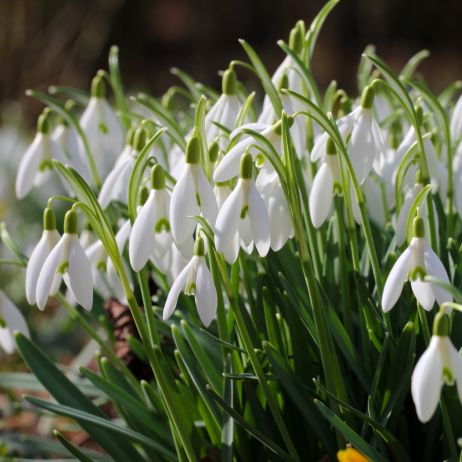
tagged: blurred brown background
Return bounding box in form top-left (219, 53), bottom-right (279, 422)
top-left (2, 0), bottom-right (462, 126)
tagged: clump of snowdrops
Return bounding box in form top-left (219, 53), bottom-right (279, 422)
top-left (3, 1), bottom-right (462, 460)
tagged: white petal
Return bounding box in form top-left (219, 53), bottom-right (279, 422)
top-left (16, 134), bottom-right (43, 199)
top-left (424, 245), bottom-right (453, 306)
top-left (0, 291), bottom-right (30, 354)
top-left (196, 166), bottom-right (218, 225)
top-left (129, 192), bottom-right (157, 271)
top-left (309, 163), bottom-right (333, 228)
top-left (268, 185), bottom-right (293, 251)
top-left (381, 247), bottom-right (411, 312)
top-left (411, 279), bottom-right (435, 311)
top-left (213, 137), bottom-right (254, 182)
top-left (195, 260), bottom-right (217, 327)
top-left (170, 165), bottom-right (199, 245)
top-left (215, 182), bottom-right (243, 253)
top-left (67, 237), bottom-right (93, 311)
top-left (26, 231), bottom-right (59, 305)
top-left (98, 156), bottom-right (133, 209)
top-left (36, 235), bottom-right (69, 310)
top-left (411, 337), bottom-right (443, 423)
top-left (248, 183), bottom-right (271, 257)
top-left (163, 258), bottom-right (194, 320)
top-left (349, 110), bottom-right (374, 184)
top-left (450, 344), bottom-right (462, 404)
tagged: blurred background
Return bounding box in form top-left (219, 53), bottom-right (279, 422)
top-left (2, 0), bottom-right (462, 126)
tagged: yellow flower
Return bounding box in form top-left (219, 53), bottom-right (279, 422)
top-left (337, 447), bottom-right (369, 462)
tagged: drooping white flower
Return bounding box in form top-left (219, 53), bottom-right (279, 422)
top-left (79, 73), bottom-right (124, 179)
top-left (205, 68), bottom-right (242, 149)
top-left (36, 210), bottom-right (93, 311)
top-left (16, 109), bottom-right (66, 199)
top-left (98, 127), bottom-right (146, 209)
top-left (382, 215), bottom-right (452, 312)
top-left (25, 208), bottom-right (60, 305)
top-left (52, 116), bottom-right (88, 181)
top-left (346, 85), bottom-right (386, 184)
top-left (256, 160), bottom-right (293, 250)
top-left (309, 137), bottom-right (341, 228)
top-left (412, 313), bottom-right (462, 423)
top-left (86, 219), bottom-right (132, 302)
top-left (170, 135), bottom-right (218, 246)
top-left (163, 237), bottom-right (217, 327)
top-left (0, 291), bottom-right (30, 354)
top-left (450, 93), bottom-right (462, 149)
top-left (215, 152), bottom-right (271, 262)
top-left (213, 121), bottom-right (282, 183)
top-left (130, 165), bottom-right (172, 271)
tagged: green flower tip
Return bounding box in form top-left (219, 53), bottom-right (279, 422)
top-left (125, 126), bottom-right (135, 146)
top-left (151, 164), bottom-right (165, 189)
top-left (278, 73), bottom-right (289, 92)
top-left (240, 152), bottom-right (253, 179)
top-left (339, 95), bottom-right (352, 116)
top-left (194, 236), bottom-right (205, 257)
top-left (91, 74), bottom-right (106, 98)
top-left (433, 311), bottom-right (450, 337)
top-left (64, 210), bottom-right (78, 234)
top-left (64, 99), bottom-right (76, 112)
top-left (415, 169), bottom-right (422, 185)
top-left (412, 214), bottom-right (425, 238)
top-left (415, 105), bottom-right (424, 124)
top-left (360, 85), bottom-right (375, 109)
top-left (208, 141), bottom-right (219, 163)
top-left (289, 24), bottom-right (303, 54)
top-left (37, 108), bottom-right (51, 134)
top-left (185, 135), bottom-right (201, 164)
top-left (222, 68), bottom-right (237, 95)
top-left (133, 127), bottom-right (147, 152)
top-left (326, 137), bottom-right (337, 156)
top-left (43, 207), bottom-right (56, 231)
top-left (139, 186), bottom-right (149, 205)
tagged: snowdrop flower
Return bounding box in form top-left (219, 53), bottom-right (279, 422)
top-left (16, 109), bottom-right (66, 199)
top-left (52, 102), bottom-right (89, 180)
top-left (130, 165), bottom-right (172, 271)
top-left (79, 73), bottom-right (124, 179)
top-left (170, 135), bottom-right (218, 246)
top-left (163, 236), bottom-right (217, 327)
top-left (86, 220), bottom-right (131, 302)
top-left (309, 138), bottom-right (341, 228)
top-left (215, 152), bottom-right (271, 262)
top-left (382, 215), bottom-right (452, 312)
top-left (36, 210), bottom-right (93, 311)
top-left (346, 84), bottom-right (386, 184)
top-left (25, 208), bottom-right (60, 305)
top-left (0, 291), bottom-right (30, 354)
top-left (411, 312), bottom-right (462, 422)
top-left (98, 127), bottom-right (146, 209)
top-left (450, 93), bottom-right (462, 149)
top-left (213, 120), bottom-right (283, 183)
top-left (205, 68), bottom-right (241, 149)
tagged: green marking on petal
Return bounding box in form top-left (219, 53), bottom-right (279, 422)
top-left (240, 204), bottom-right (249, 219)
top-left (99, 122), bottom-right (108, 134)
top-left (409, 266), bottom-right (426, 281)
top-left (443, 367), bottom-right (455, 385)
top-left (155, 218), bottom-right (171, 233)
top-left (57, 261), bottom-right (69, 275)
top-left (185, 281), bottom-right (196, 296)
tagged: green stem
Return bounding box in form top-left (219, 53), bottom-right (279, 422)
top-left (137, 268), bottom-right (160, 347)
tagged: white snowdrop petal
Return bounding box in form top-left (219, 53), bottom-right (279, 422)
top-left (215, 183), bottom-right (243, 253)
top-left (0, 291), bottom-right (30, 354)
top-left (16, 135), bottom-right (43, 199)
top-left (381, 247), bottom-right (411, 312)
top-left (67, 237), bottom-right (93, 311)
top-left (411, 337), bottom-right (443, 423)
top-left (450, 344), bottom-right (462, 404)
top-left (129, 192), bottom-right (157, 271)
top-left (196, 167), bottom-right (218, 225)
top-left (411, 279), bottom-right (435, 311)
top-left (170, 165), bottom-right (199, 245)
top-left (309, 163), bottom-right (333, 228)
top-left (195, 260), bottom-right (217, 327)
top-left (248, 184), bottom-right (271, 257)
top-left (36, 235), bottom-right (68, 311)
top-left (98, 156), bottom-right (133, 209)
top-left (163, 258), bottom-right (194, 320)
top-left (424, 245), bottom-right (453, 306)
top-left (213, 137), bottom-right (254, 182)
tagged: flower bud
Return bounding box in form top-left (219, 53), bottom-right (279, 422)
top-left (240, 152), bottom-right (253, 179)
top-left (185, 135), bottom-right (201, 164)
top-left (194, 236), bottom-right (205, 256)
top-left (64, 210), bottom-right (78, 234)
top-left (91, 74), bottom-right (106, 98)
top-left (222, 68), bottom-right (237, 95)
top-left (151, 164), bottom-right (165, 190)
top-left (43, 208), bottom-right (56, 231)
top-left (433, 311), bottom-right (450, 337)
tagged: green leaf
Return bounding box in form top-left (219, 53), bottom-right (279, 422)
top-left (239, 39), bottom-right (283, 115)
top-left (221, 355), bottom-right (234, 462)
top-left (109, 45), bottom-right (131, 129)
top-left (235, 91), bottom-right (256, 127)
top-left (400, 49), bottom-right (430, 80)
top-left (0, 222), bottom-right (28, 265)
top-left (315, 399), bottom-right (388, 462)
top-left (171, 67), bottom-right (206, 102)
top-left (27, 396), bottom-right (177, 462)
top-left (15, 333), bottom-right (140, 462)
top-left (206, 386), bottom-right (296, 461)
top-left (53, 430), bottom-right (95, 462)
top-left (405, 184), bottom-right (432, 244)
